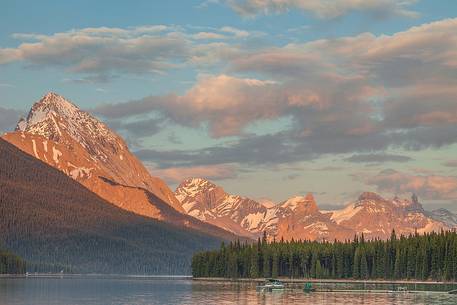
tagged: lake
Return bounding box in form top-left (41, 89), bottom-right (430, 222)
top-left (0, 276), bottom-right (456, 305)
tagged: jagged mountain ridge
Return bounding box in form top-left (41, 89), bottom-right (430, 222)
top-left (2, 93), bottom-right (240, 241)
top-left (175, 178), bottom-right (277, 238)
top-left (175, 178), bottom-right (455, 241)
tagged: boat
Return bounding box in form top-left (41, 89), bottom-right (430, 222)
top-left (388, 286), bottom-right (408, 293)
top-left (303, 282), bottom-right (316, 293)
top-left (448, 289), bottom-right (457, 294)
top-left (256, 279), bottom-right (285, 292)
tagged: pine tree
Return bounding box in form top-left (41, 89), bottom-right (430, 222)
top-left (353, 247), bottom-right (361, 279)
top-left (360, 250), bottom-right (369, 279)
top-left (249, 251), bottom-right (259, 278)
top-left (272, 252), bottom-right (279, 278)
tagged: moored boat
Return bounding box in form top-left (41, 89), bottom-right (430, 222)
top-left (303, 282), bottom-right (316, 293)
top-left (256, 279), bottom-right (285, 292)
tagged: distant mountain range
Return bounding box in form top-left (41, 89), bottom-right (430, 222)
top-left (175, 178), bottom-right (457, 241)
top-left (1, 92), bottom-right (456, 272)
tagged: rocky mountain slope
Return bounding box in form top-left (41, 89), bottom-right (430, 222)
top-left (175, 178), bottom-right (280, 238)
top-left (428, 208), bottom-right (457, 228)
top-left (2, 93), bottom-right (238, 240)
top-left (325, 192), bottom-right (446, 239)
top-left (175, 178), bottom-right (454, 241)
top-left (0, 138), bottom-right (224, 274)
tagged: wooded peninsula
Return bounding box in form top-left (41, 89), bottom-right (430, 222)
top-left (0, 245), bottom-right (26, 274)
top-left (192, 230), bottom-right (457, 281)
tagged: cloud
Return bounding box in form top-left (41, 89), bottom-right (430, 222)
top-left (193, 32), bottom-right (227, 40)
top-left (0, 25), bottom-right (251, 81)
top-left (105, 117), bottom-right (164, 138)
top-left (443, 160), bottom-right (457, 168)
top-left (0, 107), bottom-right (23, 133)
top-left (344, 153), bottom-right (413, 163)
top-left (95, 74), bottom-right (285, 137)
top-left (220, 26), bottom-right (250, 38)
top-left (147, 163), bottom-right (238, 184)
top-left (0, 26), bottom-right (188, 79)
top-left (225, 0), bottom-right (419, 19)
top-left (228, 18), bottom-right (457, 149)
top-left (87, 19), bottom-right (457, 168)
top-left (135, 132), bottom-right (301, 168)
top-left (283, 173), bottom-right (300, 180)
top-left (366, 169), bottom-right (457, 200)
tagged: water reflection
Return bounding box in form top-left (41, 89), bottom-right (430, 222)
top-left (0, 277), bottom-right (455, 305)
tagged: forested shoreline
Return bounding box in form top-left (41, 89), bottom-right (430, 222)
top-left (192, 231), bottom-right (457, 281)
top-left (0, 246), bottom-right (26, 274)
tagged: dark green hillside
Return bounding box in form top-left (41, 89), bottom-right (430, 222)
top-left (0, 244), bottom-right (26, 274)
top-left (0, 138), bottom-right (222, 274)
top-left (193, 231), bottom-right (457, 281)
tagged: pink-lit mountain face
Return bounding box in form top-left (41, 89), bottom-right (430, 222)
top-left (175, 178), bottom-right (456, 241)
top-left (2, 93), bottom-right (240, 240)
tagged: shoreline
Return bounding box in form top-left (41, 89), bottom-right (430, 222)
top-left (0, 274), bottom-right (192, 279)
top-left (1, 275), bottom-right (456, 286)
top-left (192, 277), bottom-right (457, 285)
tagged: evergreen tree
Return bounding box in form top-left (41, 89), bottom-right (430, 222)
top-left (360, 250), bottom-right (369, 279)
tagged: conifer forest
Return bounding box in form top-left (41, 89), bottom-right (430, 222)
top-left (192, 231), bottom-right (457, 281)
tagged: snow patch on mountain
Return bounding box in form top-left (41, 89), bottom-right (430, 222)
top-left (257, 198), bottom-right (276, 208)
top-left (330, 203), bottom-right (363, 224)
top-left (281, 196), bottom-right (306, 210)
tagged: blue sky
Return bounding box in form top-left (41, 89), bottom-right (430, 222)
top-left (1, 0), bottom-right (457, 210)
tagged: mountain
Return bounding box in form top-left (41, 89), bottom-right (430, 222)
top-left (326, 192), bottom-right (446, 239)
top-left (175, 178), bottom-right (453, 241)
top-left (175, 178), bottom-right (280, 238)
top-left (7, 92), bottom-right (182, 210)
top-left (0, 138), bottom-right (223, 274)
top-left (2, 93), bottom-right (237, 240)
top-left (428, 208), bottom-right (457, 228)
top-left (275, 194), bottom-right (355, 241)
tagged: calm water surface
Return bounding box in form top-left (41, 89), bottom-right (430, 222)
top-left (0, 277), bottom-right (455, 305)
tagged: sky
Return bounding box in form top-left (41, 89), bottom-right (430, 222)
top-left (1, 0), bottom-right (457, 211)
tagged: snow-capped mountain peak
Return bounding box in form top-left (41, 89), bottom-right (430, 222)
top-left (257, 198), bottom-right (276, 209)
top-left (175, 178), bottom-right (217, 200)
top-left (174, 179), bottom-right (280, 237)
top-left (281, 193), bottom-right (318, 214)
top-left (17, 92), bottom-right (121, 158)
top-left (5, 92), bottom-right (185, 214)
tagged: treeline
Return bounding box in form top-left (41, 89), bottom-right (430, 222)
top-left (0, 245), bottom-right (26, 274)
top-left (192, 230), bottom-right (457, 281)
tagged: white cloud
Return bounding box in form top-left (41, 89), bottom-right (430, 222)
top-left (148, 163), bottom-right (238, 184)
top-left (226, 0), bottom-right (419, 19)
top-left (193, 32), bottom-right (227, 40)
top-left (366, 169), bottom-right (457, 200)
top-left (220, 26), bottom-right (250, 38)
top-left (0, 25), bottom-right (251, 80)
